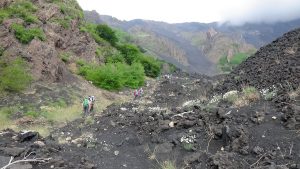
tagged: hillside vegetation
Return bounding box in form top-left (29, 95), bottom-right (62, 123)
top-left (0, 0), bottom-right (167, 136)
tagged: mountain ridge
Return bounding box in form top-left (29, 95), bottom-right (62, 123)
top-left (84, 10), bottom-right (300, 74)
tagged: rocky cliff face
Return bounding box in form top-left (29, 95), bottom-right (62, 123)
top-left (0, 0), bottom-right (98, 83)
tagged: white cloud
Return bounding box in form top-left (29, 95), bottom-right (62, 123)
top-left (77, 0), bottom-right (300, 24)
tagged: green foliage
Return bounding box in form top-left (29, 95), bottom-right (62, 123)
top-left (115, 28), bottom-right (132, 44)
top-left (25, 111), bottom-right (40, 118)
top-left (50, 98), bottom-right (67, 108)
top-left (80, 23), bottom-right (107, 45)
top-left (79, 62), bottom-right (145, 90)
top-left (96, 24), bottom-right (118, 46)
top-left (0, 9), bottom-right (9, 24)
top-left (139, 56), bottom-right (161, 77)
top-left (51, 17), bottom-right (71, 29)
top-left (229, 53), bottom-right (248, 65)
top-left (218, 53), bottom-right (250, 73)
top-left (11, 24), bottom-right (45, 44)
top-left (242, 86), bottom-right (258, 96)
top-left (53, 0), bottom-right (83, 19)
top-left (117, 43), bottom-right (141, 65)
top-left (182, 143), bottom-right (194, 151)
top-left (0, 107), bottom-right (18, 118)
top-left (0, 58), bottom-right (32, 92)
top-left (7, 1), bottom-right (38, 23)
top-left (105, 53), bottom-right (125, 63)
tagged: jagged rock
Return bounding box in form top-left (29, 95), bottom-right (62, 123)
top-left (17, 131), bottom-right (38, 142)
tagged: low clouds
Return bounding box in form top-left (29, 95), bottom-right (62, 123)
top-left (218, 0), bottom-right (300, 25)
top-left (77, 0), bottom-right (300, 25)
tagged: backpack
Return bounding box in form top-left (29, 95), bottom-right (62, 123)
top-left (83, 98), bottom-right (89, 107)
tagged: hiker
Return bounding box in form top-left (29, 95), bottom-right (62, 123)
top-left (82, 97), bottom-right (90, 116)
top-left (138, 88), bottom-right (143, 97)
top-left (133, 90), bottom-right (138, 99)
top-left (88, 96), bottom-right (95, 112)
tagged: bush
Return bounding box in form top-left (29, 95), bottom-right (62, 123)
top-left (11, 24), bottom-right (45, 44)
top-left (117, 43), bottom-right (141, 65)
top-left (139, 56), bottom-right (161, 78)
top-left (80, 23), bottom-right (107, 45)
top-left (0, 58), bottom-right (32, 92)
top-left (79, 62), bottom-right (145, 90)
top-left (105, 53), bottom-right (125, 63)
top-left (96, 24), bottom-right (118, 46)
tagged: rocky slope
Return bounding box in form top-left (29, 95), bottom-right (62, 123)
top-left (0, 27), bottom-right (299, 168)
top-left (84, 10), bottom-right (300, 74)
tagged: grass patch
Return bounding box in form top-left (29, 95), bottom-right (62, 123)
top-left (11, 23), bottom-right (45, 44)
top-left (242, 86), bottom-right (260, 102)
top-left (0, 1), bottom-right (38, 24)
top-left (218, 52), bottom-right (252, 73)
top-left (182, 143), bottom-right (194, 151)
top-left (84, 116), bottom-right (95, 125)
top-left (0, 107), bottom-right (18, 130)
top-left (160, 161), bottom-right (177, 169)
top-left (41, 101), bottom-right (82, 123)
top-left (0, 58), bottom-right (32, 93)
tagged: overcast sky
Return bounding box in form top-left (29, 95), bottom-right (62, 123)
top-left (77, 0), bottom-right (300, 25)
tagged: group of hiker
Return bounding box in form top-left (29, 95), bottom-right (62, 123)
top-left (82, 96), bottom-right (95, 116)
top-left (133, 88), bottom-right (143, 99)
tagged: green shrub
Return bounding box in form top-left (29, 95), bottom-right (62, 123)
top-left (79, 62), bottom-right (145, 90)
top-left (11, 24), bottom-right (45, 44)
top-left (139, 56), bottom-right (161, 78)
top-left (123, 62), bottom-right (145, 88)
top-left (117, 43), bottom-right (141, 65)
top-left (105, 53), bottom-right (125, 63)
top-left (0, 58), bottom-right (32, 92)
top-left (80, 23), bottom-right (107, 45)
top-left (96, 24), bottom-right (118, 46)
